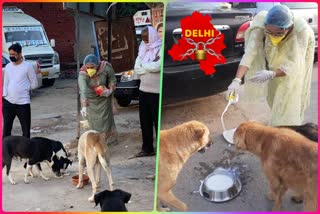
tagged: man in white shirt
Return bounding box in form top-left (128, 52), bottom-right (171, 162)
top-left (2, 43), bottom-right (38, 138)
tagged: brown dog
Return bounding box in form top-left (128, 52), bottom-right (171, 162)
top-left (76, 130), bottom-right (114, 202)
top-left (157, 121), bottom-right (212, 211)
top-left (234, 121), bottom-right (318, 211)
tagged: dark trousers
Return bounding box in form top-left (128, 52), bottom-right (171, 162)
top-left (2, 98), bottom-right (31, 138)
top-left (139, 91), bottom-right (159, 153)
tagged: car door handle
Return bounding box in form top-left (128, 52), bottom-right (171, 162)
top-left (214, 25), bottom-right (231, 31)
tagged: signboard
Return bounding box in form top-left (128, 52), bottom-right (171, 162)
top-left (2, 6), bottom-right (23, 13)
top-left (93, 17), bottom-right (138, 73)
top-left (151, 7), bottom-right (163, 28)
top-left (3, 26), bottom-right (42, 32)
top-left (133, 10), bottom-right (152, 26)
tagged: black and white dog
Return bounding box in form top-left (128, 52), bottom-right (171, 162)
top-left (29, 137), bottom-right (72, 177)
top-left (2, 136), bottom-right (72, 184)
top-left (94, 189), bottom-right (131, 211)
top-left (278, 123), bottom-right (318, 142)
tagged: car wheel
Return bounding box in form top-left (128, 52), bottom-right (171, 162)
top-left (117, 98), bottom-right (131, 107)
top-left (43, 78), bottom-right (55, 86)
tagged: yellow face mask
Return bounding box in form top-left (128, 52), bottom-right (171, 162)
top-left (268, 34), bottom-right (286, 46)
top-left (87, 68), bottom-right (97, 77)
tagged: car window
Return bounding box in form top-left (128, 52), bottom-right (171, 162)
top-left (135, 28), bottom-right (143, 46)
top-left (232, 2), bottom-right (257, 9)
top-left (167, 2), bottom-right (231, 11)
top-left (281, 3), bottom-right (318, 9)
top-left (135, 28), bottom-right (142, 46)
top-left (136, 34), bottom-right (142, 46)
top-left (2, 56), bottom-right (9, 68)
top-left (4, 26), bottom-right (49, 47)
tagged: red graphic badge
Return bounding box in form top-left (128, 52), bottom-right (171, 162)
top-left (169, 11), bottom-right (226, 75)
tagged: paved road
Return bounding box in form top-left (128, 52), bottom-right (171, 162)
top-left (2, 79), bottom-right (155, 212)
top-left (159, 63), bottom-right (318, 211)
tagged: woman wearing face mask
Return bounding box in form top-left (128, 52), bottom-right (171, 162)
top-left (133, 26), bottom-right (162, 157)
top-left (78, 54), bottom-right (117, 144)
top-left (227, 5), bottom-right (315, 126)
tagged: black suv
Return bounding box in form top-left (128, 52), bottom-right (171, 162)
top-left (162, 2), bottom-right (253, 104)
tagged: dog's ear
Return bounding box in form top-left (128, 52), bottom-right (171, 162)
top-left (52, 155), bottom-right (58, 162)
top-left (119, 190), bottom-right (131, 203)
top-left (94, 192), bottom-right (102, 207)
top-left (51, 140), bottom-right (64, 153)
top-left (64, 157), bottom-right (72, 165)
top-left (193, 127), bottom-right (205, 141)
top-left (63, 158), bottom-right (72, 168)
top-left (234, 123), bottom-right (247, 150)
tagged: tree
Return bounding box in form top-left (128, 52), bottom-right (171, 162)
top-left (115, 3), bottom-right (149, 17)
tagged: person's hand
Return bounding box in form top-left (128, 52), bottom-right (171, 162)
top-left (248, 70), bottom-right (276, 83)
top-left (101, 87), bottom-right (113, 97)
top-left (226, 78), bottom-right (241, 99)
top-left (108, 84), bottom-right (116, 91)
top-left (80, 107), bottom-right (87, 118)
top-left (153, 55), bottom-right (160, 62)
top-left (134, 64), bottom-right (145, 75)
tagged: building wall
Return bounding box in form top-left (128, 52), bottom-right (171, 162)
top-left (77, 14), bottom-right (104, 63)
top-left (3, 3), bottom-right (75, 68)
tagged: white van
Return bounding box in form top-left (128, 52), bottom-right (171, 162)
top-left (2, 7), bottom-right (60, 86)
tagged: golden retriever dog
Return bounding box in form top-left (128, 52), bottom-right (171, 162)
top-left (234, 121), bottom-right (318, 211)
top-left (157, 120), bottom-right (212, 211)
top-left (76, 130), bottom-right (114, 202)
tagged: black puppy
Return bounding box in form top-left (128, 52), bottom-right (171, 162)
top-left (2, 136), bottom-right (72, 184)
top-left (278, 123), bottom-right (318, 142)
top-left (94, 189), bottom-right (131, 211)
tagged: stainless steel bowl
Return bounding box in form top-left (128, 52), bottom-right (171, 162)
top-left (199, 167), bottom-right (242, 202)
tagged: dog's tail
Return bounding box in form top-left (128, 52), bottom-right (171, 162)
top-left (87, 132), bottom-right (110, 171)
